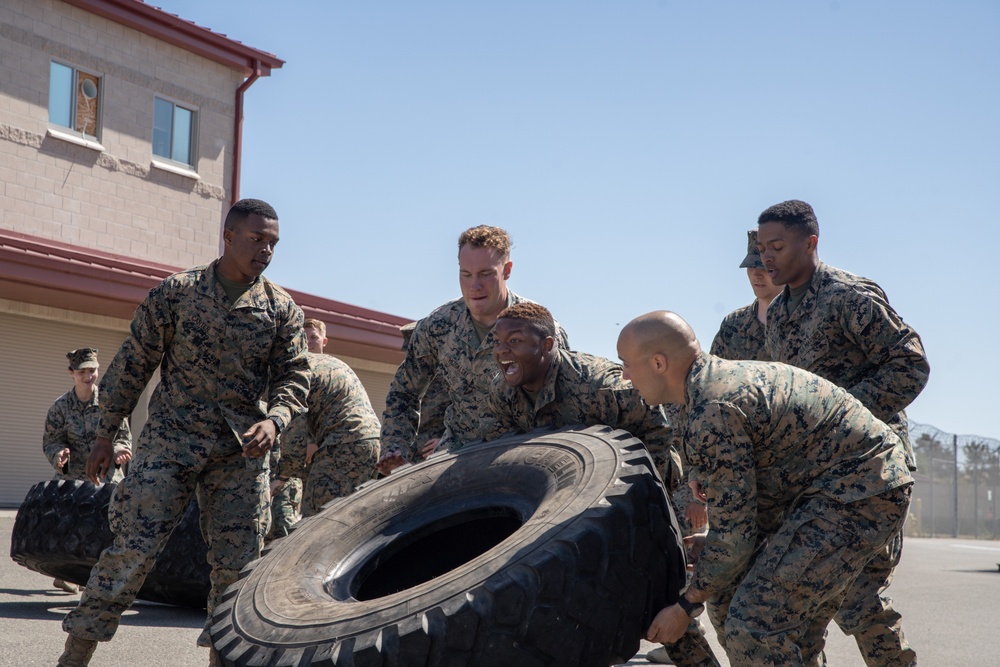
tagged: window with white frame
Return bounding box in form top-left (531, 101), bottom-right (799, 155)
top-left (49, 61), bottom-right (101, 139)
top-left (153, 97), bottom-right (195, 167)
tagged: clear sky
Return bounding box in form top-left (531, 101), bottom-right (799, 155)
top-left (156, 0), bottom-right (998, 440)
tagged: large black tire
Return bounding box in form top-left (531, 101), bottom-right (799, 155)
top-left (211, 425), bottom-right (686, 667)
top-left (10, 479), bottom-right (211, 608)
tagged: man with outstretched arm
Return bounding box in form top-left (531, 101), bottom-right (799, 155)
top-left (486, 301), bottom-right (720, 667)
top-left (58, 199), bottom-right (310, 667)
top-left (619, 311), bottom-right (912, 667)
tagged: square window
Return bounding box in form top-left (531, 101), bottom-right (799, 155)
top-left (49, 61), bottom-right (101, 139)
top-left (153, 97), bottom-right (196, 167)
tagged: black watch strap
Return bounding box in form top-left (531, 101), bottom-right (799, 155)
top-left (269, 415), bottom-right (285, 435)
top-left (677, 595), bottom-right (705, 618)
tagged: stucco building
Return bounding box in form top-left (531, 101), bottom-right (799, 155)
top-left (0, 0), bottom-right (407, 506)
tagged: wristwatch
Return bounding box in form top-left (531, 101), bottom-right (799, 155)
top-left (269, 415), bottom-right (286, 435)
top-left (677, 595), bottom-right (705, 618)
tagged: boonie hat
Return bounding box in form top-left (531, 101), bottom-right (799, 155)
top-left (738, 230), bottom-right (765, 269)
top-left (67, 348), bottom-right (99, 370)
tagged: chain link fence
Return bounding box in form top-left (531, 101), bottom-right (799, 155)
top-left (908, 422), bottom-right (1000, 539)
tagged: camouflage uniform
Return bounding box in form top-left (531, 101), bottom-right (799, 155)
top-left (297, 352), bottom-right (381, 516)
top-left (765, 262), bottom-right (928, 666)
top-left (63, 260), bottom-right (309, 643)
top-left (43, 385), bottom-right (131, 483)
top-left (679, 353), bottom-right (913, 667)
top-left (487, 349), bottom-right (682, 491)
top-left (709, 302), bottom-right (769, 362)
top-left (400, 320), bottom-right (449, 459)
top-left (381, 291), bottom-right (569, 457)
top-left (486, 349), bottom-right (717, 667)
top-left (266, 447), bottom-right (302, 540)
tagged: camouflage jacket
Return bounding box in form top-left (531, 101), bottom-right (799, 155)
top-left (709, 301), bottom-right (769, 361)
top-left (486, 349), bottom-right (682, 490)
top-left (678, 352), bottom-right (913, 595)
top-left (43, 385), bottom-right (131, 481)
top-left (301, 352), bottom-right (380, 459)
top-left (273, 413), bottom-right (309, 478)
top-left (381, 290), bottom-right (569, 456)
top-left (765, 262), bottom-right (929, 468)
top-left (97, 261), bottom-right (310, 469)
top-left (400, 320), bottom-right (450, 457)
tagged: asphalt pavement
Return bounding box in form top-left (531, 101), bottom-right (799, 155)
top-left (2, 509), bottom-right (998, 666)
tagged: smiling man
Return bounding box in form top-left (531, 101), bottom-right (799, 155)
top-left (756, 199), bottom-right (928, 666)
top-left (377, 225), bottom-right (569, 473)
top-left (58, 199), bottom-right (310, 667)
top-left (486, 302), bottom-right (720, 667)
top-left (618, 311), bottom-right (913, 667)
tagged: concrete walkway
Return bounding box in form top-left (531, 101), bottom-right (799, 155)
top-left (3, 509), bottom-right (997, 666)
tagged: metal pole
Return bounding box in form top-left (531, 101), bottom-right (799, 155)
top-left (929, 447), bottom-right (935, 538)
top-left (994, 446), bottom-right (999, 540)
top-left (953, 434), bottom-right (959, 539)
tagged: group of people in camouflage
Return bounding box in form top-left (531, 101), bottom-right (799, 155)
top-left (47, 196), bottom-right (926, 667)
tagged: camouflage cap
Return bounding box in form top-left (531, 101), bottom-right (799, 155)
top-left (739, 230), bottom-right (764, 269)
top-left (67, 347), bottom-right (99, 370)
top-left (400, 321), bottom-right (417, 349)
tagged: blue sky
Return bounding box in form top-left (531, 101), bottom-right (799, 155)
top-left (156, 1), bottom-right (999, 440)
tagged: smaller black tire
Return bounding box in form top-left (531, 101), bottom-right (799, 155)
top-left (10, 479), bottom-right (211, 608)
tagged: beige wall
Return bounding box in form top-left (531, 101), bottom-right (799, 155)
top-left (0, 301), bottom-right (152, 507)
top-left (0, 0), bottom-right (244, 268)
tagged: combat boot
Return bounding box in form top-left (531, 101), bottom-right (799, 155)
top-left (56, 635), bottom-right (97, 666)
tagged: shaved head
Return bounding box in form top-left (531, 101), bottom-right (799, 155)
top-left (620, 311), bottom-right (700, 362)
top-left (617, 311), bottom-right (701, 405)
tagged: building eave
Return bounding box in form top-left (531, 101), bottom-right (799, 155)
top-left (0, 230), bottom-right (406, 364)
top-left (59, 0), bottom-right (285, 76)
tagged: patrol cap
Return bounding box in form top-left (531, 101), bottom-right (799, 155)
top-left (67, 348), bottom-right (99, 370)
top-left (400, 321), bottom-right (417, 350)
top-left (738, 230), bottom-right (765, 269)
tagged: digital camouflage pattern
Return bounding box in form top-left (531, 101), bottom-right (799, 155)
top-left (764, 262), bottom-right (929, 468)
top-left (266, 446), bottom-right (302, 540)
top-left (296, 352), bottom-right (381, 516)
top-left (709, 302), bottom-right (769, 362)
top-left (302, 438), bottom-right (380, 516)
top-left (63, 260), bottom-right (310, 642)
top-left (764, 261), bottom-right (926, 667)
top-left (677, 353), bottom-right (913, 665)
top-left (268, 476), bottom-right (302, 539)
top-left (400, 320), bottom-right (449, 458)
top-left (43, 385), bottom-right (131, 482)
top-left (486, 348), bottom-right (717, 667)
top-left (486, 348), bottom-right (683, 492)
top-left (381, 291), bottom-right (569, 458)
top-left (273, 413), bottom-right (310, 478)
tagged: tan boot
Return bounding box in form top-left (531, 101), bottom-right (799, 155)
top-left (53, 579), bottom-right (79, 594)
top-left (57, 635), bottom-right (97, 667)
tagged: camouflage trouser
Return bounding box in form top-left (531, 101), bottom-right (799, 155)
top-left (268, 477), bottom-right (303, 540)
top-left (658, 490), bottom-right (723, 667)
top-left (832, 530), bottom-right (915, 666)
top-left (63, 444), bottom-right (269, 642)
top-left (722, 485), bottom-right (911, 667)
top-left (301, 437), bottom-right (379, 517)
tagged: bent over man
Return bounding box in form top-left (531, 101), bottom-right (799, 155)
top-left (58, 199), bottom-right (310, 667)
top-left (620, 311), bottom-right (913, 667)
